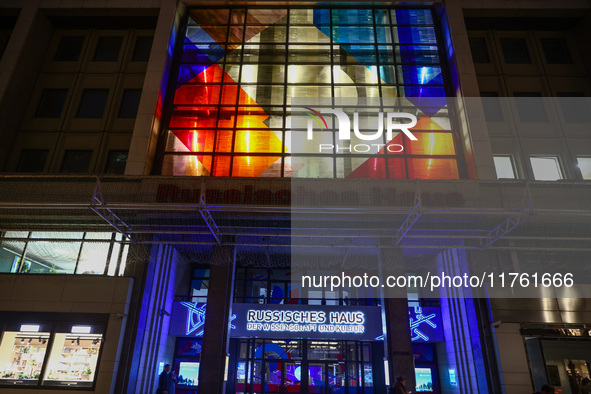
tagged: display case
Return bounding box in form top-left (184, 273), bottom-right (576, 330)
top-left (0, 320), bottom-right (106, 389)
top-left (42, 334), bottom-right (103, 387)
top-left (0, 329), bottom-right (50, 385)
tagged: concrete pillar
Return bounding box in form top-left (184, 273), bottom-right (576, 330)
top-left (198, 245), bottom-right (236, 394)
top-left (381, 248), bottom-right (415, 392)
top-left (125, 0), bottom-right (182, 175)
top-left (0, 1), bottom-right (53, 170)
top-left (437, 248), bottom-right (492, 394)
top-left (438, 0), bottom-right (497, 180)
top-left (384, 298), bottom-right (415, 390)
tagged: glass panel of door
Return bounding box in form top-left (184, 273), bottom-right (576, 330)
top-left (236, 339), bottom-right (374, 394)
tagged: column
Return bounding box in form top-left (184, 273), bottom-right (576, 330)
top-left (381, 248), bottom-right (415, 391)
top-left (198, 245), bottom-right (236, 394)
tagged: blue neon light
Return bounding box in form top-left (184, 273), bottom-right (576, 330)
top-left (180, 302), bottom-right (236, 336)
top-left (375, 307), bottom-right (443, 342)
top-left (409, 306), bottom-right (438, 342)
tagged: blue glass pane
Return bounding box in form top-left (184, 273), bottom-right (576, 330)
top-left (376, 26), bottom-right (392, 44)
top-left (312, 9), bottom-right (330, 25)
top-left (393, 9), bottom-right (434, 25)
top-left (399, 66), bottom-right (443, 85)
top-left (374, 9), bottom-right (390, 24)
top-left (378, 46), bottom-right (395, 63)
top-left (331, 9), bottom-right (373, 25)
top-left (181, 43), bottom-right (225, 64)
top-left (404, 86), bottom-right (446, 99)
top-left (403, 86), bottom-right (447, 116)
top-left (399, 45), bottom-right (440, 64)
top-left (340, 45), bottom-right (377, 64)
top-left (333, 26), bottom-right (375, 43)
top-left (379, 66), bottom-right (396, 84)
top-left (395, 26), bottom-right (437, 44)
top-left (178, 64), bottom-right (209, 84)
top-left (186, 26), bottom-right (217, 43)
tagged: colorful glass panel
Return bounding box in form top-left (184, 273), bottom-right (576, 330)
top-left (163, 7), bottom-right (459, 179)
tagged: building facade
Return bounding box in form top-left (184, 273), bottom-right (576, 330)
top-left (0, 1), bottom-right (590, 394)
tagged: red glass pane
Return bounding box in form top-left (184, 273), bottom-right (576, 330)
top-left (387, 158), bottom-right (407, 179)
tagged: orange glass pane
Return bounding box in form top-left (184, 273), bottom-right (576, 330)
top-left (212, 156), bottom-right (231, 176)
top-left (215, 130), bottom-right (234, 152)
top-left (407, 158), bottom-right (459, 179)
top-left (405, 132), bottom-right (455, 155)
top-left (232, 156), bottom-right (282, 177)
top-left (234, 130), bottom-right (283, 153)
top-left (190, 9), bottom-right (229, 25)
top-left (230, 9), bottom-right (246, 24)
top-left (235, 113), bottom-right (269, 129)
top-left (217, 107), bottom-right (237, 128)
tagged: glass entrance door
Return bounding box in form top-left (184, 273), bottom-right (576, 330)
top-left (231, 339), bottom-right (377, 394)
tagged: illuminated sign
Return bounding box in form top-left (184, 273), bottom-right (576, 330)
top-left (170, 302), bottom-right (443, 342)
top-left (156, 183), bottom-right (465, 207)
top-left (169, 302), bottom-right (236, 337)
top-left (232, 304), bottom-right (382, 340)
top-left (245, 309), bottom-right (366, 334)
top-left (409, 307), bottom-right (443, 342)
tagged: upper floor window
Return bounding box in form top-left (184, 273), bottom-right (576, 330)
top-left (500, 37), bottom-right (531, 64)
top-left (35, 89), bottom-right (68, 118)
top-left (0, 231), bottom-right (128, 275)
top-left (77, 89), bottom-right (109, 118)
top-left (92, 36), bottom-right (123, 61)
top-left (577, 157), bottom-right (591, 180)
top-left (16, 150), bottom-right (49, 173)
top-left (469, 37), bottom-right (490, 63)
top-left (234, 267), bottom-right (379, 306)
top-left (132, 36), bottom-right (153, 61)
top-left (540, 38), bottom-right (572, 64)
top-left (493, 155), bottom-right (516, 179)
top-left (530, 156), bottom-right (563, 181)
top-left (191, 267), bottom-right (210, 302)
top-left (54, 36), bottom-right (85, 61)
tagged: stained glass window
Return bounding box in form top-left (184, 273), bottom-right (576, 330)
top-left (161, 7), bottom-right (459, 179)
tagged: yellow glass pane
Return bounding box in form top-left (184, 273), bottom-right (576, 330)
top-left (407, 158), bottom-right (459, 180)
top-left (234, 130), bottom-right (283, 153)
top-left (288, 65), bottom-right (331, 84)
top-left (405, 133), bottom-right (455, 155)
